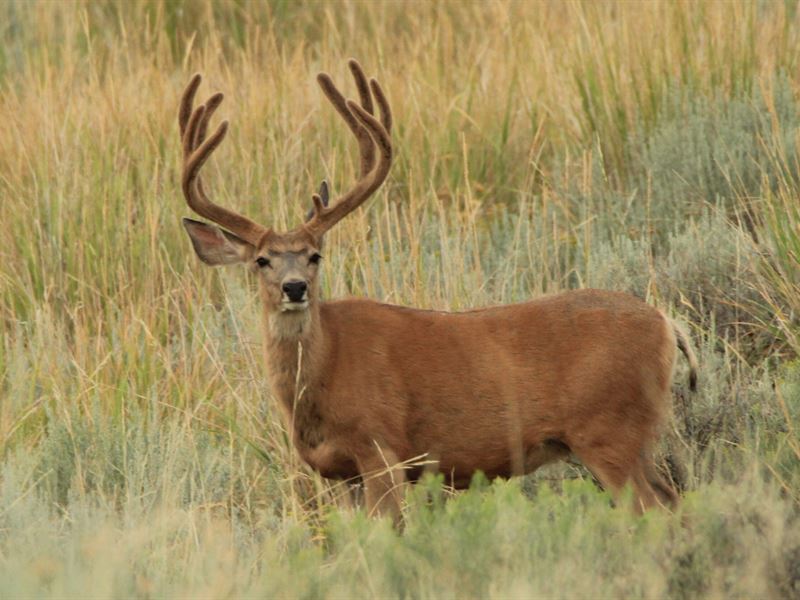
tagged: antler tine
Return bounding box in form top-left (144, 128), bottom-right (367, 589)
top-left (305, 181), bottom-right (330, 223)
top-left (194, 92), bottom-right (224, 149)
top-left (369, 78), bottom-right (392, 134)
top-left (348, 60), bottom-right (376, 176)
top-left (183, 103), bottom-right (206, 158)
top-left (349, 61), bottom-right (374, 119)
top-left (317, 59), bottom-right (380, 178)
top-left (311, 193), bottom-right (326, 216)
top-left (178, 75), bottom-right (267, 246)
top-left (306, 61), bottom-right (393, 238)
top-left (179, 74), bottom-right (202, 138)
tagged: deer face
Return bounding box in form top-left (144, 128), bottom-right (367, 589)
top-left (182, 219), bottom-right (322, 315)
top-left (254, 230), bottom-right (322, 314)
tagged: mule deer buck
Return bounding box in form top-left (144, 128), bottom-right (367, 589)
top-left (178, 60), bottom-right (698, 521)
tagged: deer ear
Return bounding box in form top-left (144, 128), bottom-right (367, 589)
top-left (182, 218), bottom-right (254, 266)
top-left (318, 180), bottom-right (330, 206)
top-left (305, 180), bottom-right (331, 223)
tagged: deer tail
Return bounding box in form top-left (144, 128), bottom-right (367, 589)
top-left (672, 320), bottom-right (698, 392)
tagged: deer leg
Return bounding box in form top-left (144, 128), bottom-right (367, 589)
top-left (572, 443), bottom-right (665, 513)
top-left (629, 463), bottom-right (665, 513)
top-left (298, 441), bottom-right (358, 480)
top-left (355, 445), bottom-right (407, 524)
top-left (641, 455), bottom-right (680, 509)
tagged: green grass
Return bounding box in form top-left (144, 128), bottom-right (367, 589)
top-left (1, 1), bottom-right (799, 597)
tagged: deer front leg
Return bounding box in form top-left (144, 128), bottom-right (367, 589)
top-left (356, 445), bottom-right (407, 524)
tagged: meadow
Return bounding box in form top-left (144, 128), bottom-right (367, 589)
top-left (1, 0), bottom-right (799, 597)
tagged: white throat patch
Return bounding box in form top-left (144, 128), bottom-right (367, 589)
top-left (268, 309), bottom-right (311, 340)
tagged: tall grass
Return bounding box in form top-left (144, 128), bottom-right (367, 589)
top-left (1, 1), bottom-right (799, 597)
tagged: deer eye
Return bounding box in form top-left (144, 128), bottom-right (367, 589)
top-left (255, 257), bottom-right (271, 268)
top-left (309, 253), bottom-right (322, 265)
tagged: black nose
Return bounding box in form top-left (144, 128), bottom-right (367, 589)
top-left (282, 280), bottom-right (308, 302)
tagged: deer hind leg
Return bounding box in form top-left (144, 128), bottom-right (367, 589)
top-left (641, 454), bottom-right (679, 509)
top-left (571, 442), bottom-right (673, 514)
top-left (355, 445), bottom-right (407, 524)
top-left (628, 453), bottom-right (679, 512)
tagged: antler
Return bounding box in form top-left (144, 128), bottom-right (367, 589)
top-left (305, 59), bottom-right (393, 238)
top-left (179, 74), bottom-right (267, 246)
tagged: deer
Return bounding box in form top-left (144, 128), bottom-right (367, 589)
top-left (177, 59), bottom-right (698, 522)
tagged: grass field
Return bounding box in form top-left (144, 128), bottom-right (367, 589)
top-left (1, 0), bottom-right (799, 597)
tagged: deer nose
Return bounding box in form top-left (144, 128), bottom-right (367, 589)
top-left (282, 280), bottom-right (308, 302)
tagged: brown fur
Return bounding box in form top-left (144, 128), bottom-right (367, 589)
top-left (258, 292), bottom-right (688, 511)
top-left (177, 62), bottom-right (697, 522)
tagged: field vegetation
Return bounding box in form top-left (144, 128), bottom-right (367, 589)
top-left (1, 0), bottom-right (799, 597)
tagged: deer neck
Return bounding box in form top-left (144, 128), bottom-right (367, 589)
top-left (261, 298), bottom-right (327, 445)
